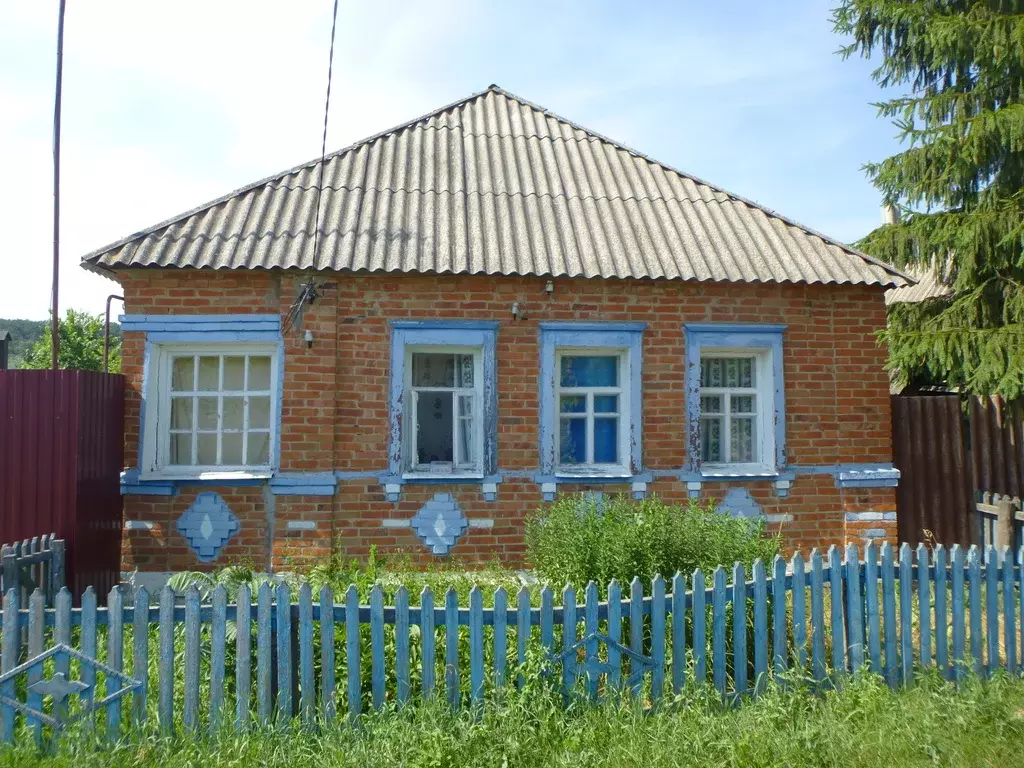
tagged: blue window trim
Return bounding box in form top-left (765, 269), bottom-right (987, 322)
top-left (385, 320), bottom-right (500, 483)
top-left (684, 323), bottom-right (786, 474)
top-left (122, 314), bottom-right (286, 493)
top-left (538, 322), bottom-right (645, 479)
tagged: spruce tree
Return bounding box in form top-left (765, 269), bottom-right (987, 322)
top-left (834, 1), bottom-right (1024, 398)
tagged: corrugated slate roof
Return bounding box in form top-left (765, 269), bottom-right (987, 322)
top-left (82, 86), bottom-right (910, 288)
top-left (885, 262), bottom-right (952, 305)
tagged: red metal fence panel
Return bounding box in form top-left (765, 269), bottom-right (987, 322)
top-left (0, 370), bottom-right (123, 599)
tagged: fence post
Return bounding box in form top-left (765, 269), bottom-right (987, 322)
top-left (49, 538), bottom-right (66, 599)
top-left (1, 548), bottom-right (17, 599)
top-left (995, 496), bottom-right (1015, 550)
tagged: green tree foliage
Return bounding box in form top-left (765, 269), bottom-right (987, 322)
top-left (834, 1), bottom-right (1024, 398)
top-left (21, 309), bottom-right (121, 372)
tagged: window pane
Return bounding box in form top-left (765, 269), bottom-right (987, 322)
top-left (416, 391), bottom-right (454, 464)
top-left (559, 395), bottom-right (586, 413)
top-left (458, 415), bottom-right (475, 466)
top-left (701, 356), bottom-right (755, 388)
top-left (700, 358), bottom-right (722, 388)
top-left (171, 357), bottom-right (195, 391)
top-left (731, 395), bottom-right (756, 414)
top-left (594, 395), bottom-right (618, 414)
top-left (170, 398), bottom-right (193, 430)
top-left (700, 395), bottom-right (722, 415)
top-left (170, 434), bottom-right (193, 465)
top-left (700, 417), bottom-right (722, 462)
top-left (222, 433), bottom-right (243, 465)
top-left (731, 417), bottom-right (756, 463)
top-left (458, 393), bottom-right (473, 417)
top-left (223, 397), bottom-right (244, 430)
top-left (411, 353), bottom-right (454, 388)
top-left (559, 356), bottom-right (617, 387)
top-left (456, 354), bottom-right (474, 388)
top-left (558, 417), bottom-right (586, 464)
top-left (249, 357), bottom-right (272, 391)
top-left (248, 432), bottom-right (270, 465)
top-left (197, 397), bottom-right (218, 429)
top-left (198, 357), bottom-right (220, 390)
top-left (197, 434), bottom-right (217, 465)
top-left (594, 417), bottom-right (618, 463)
top-left (223, 357), bottom-right (245, 390)
top-left (250, 396), bottom-right (271, 429)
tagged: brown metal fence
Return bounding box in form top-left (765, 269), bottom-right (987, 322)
top-left (892, 394), bottom-right (1024, 548)
top-left (0, 370), bottom-right (123, 599)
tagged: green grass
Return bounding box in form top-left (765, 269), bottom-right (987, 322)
top-left (5, 672), bottom-right (1024, 767)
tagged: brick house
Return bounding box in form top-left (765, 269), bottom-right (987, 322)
top-left (82, 86), bottom-right (910, 576)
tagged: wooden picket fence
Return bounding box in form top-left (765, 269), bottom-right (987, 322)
top-left (0, 535), bottom-right (65, 608)
top-left (1, 542), bottom-right (1022, 744)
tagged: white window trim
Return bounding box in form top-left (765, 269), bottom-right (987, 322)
top-left (698, 347), bottom-right (775, 476)
top-left (402, 345), bottom-right (485, 480)
top-left (554, 348), bottom-right (631, 477)
top-left (140, 342), bottom-right (279, 481)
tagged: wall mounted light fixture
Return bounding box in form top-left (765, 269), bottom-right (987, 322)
top-left (304, 329), bottom-right (314, 349)
top-left (544, 280), bottom-right (554, 295)
top-left (511, 302), bottom-right (520, 320)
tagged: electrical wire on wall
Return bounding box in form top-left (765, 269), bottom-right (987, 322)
top-left (284, 0), bottom-right (341, 334)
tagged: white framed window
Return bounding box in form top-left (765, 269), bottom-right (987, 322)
top-left (404, 347), bottom-right (484, 477)
top-left (142, 343), bottom-right (278, 479)
top-left (698, 349), bottom-right (774, 473)
top-left (555, 350), bottom-right (630, 475)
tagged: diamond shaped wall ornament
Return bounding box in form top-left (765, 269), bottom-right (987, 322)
top-left (0, 644), bottom-right (140, 731)
top-left (411, 493), bottom-right (468, 555)
top-left (718, 488), bottom-right (762, 519)
top-left (177, 492), bottom-right (240, 563)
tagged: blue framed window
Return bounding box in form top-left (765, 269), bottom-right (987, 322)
top-left (539, 323), bottom-right (644, 477)
top-left (684, 323), bottom-right (786, 476)
top-left (388, 321), bottom-right (499, 479)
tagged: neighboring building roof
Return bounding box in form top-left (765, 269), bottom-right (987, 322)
top-left (0, 330), bottom-right (10, 340)
top-left (82, 85), bottom-right (911, 288)
top-left (885, 262), bottom-right (953, 305)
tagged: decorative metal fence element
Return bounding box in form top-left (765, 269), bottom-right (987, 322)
top-left (0, 542), bottom-right (1021, 745)
top-left (0, 535), bottom-right (65, 607)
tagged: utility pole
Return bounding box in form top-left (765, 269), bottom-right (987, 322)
top-left (51, 0), bottom-right (66, 370)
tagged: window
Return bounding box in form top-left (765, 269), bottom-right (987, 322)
top-left (556, 353), bottom-right (624, 468)
top-left (406, 349), bottom-right (483, 474)
top-left (539, 323), bottom-right (644, 478)
top-left (143, 344), bottom-right (279, 478)
top-left (684, 324), bottom-right (786, 476)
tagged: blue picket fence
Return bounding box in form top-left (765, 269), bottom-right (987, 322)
top-left (0, 542), bottom-right (1021, 743)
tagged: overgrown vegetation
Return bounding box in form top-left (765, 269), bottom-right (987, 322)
top-left (526, 495), bottom-right (781, 591)
top-left (19, 310), bottom-right (121, 373)
top-left (5, 672), bottom-right (1024, 767)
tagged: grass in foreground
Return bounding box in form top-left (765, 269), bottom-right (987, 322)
top-left (4, 672), bottom-right (1024, 768)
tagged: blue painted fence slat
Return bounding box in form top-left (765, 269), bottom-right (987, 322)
top-left (257, 583), bottom-right (273, 725)
top-left (651, 575), bottom-right (666, 702)
top-left (828, 547), bottom-right (846, 675)
top-left (27, 591), bottom-right (43, 745)
top-left (712, 568), bottom-right (727, 697)
top-left (753, 560), bottom-right (768, 694)
top-left (298, 583), bottom-right (314, 724)
top-left (184, 586), bottom-right (200, 733)
top-left (934, 546), bottom-right (948, 680)
top-left (445, 588), bottom-right (460, 709)
top-left (671, 573), bottom-right (685, 695)
top-left (630, 578), bottom-right (643, 696)
top-left (541, 587), bottom-right (554, 662)
top-left (421, 588), bottom-right (436, 700)
top-left (211, 585), bottom-right (228, 732)
top-left (968, 546), bottom-right (983, 677)
top-left (881, 543), bottom-right (897, 688)
top-left (792, 552), bottom-right (807, 669)
top-left (810, 551), bottom-right (826, 685)
top-left (563, 586), bottom-right (578, 698)
top-left (951, 545), bottom-right (966, 682)
top-left (469, 587), bottom-right (484, 705)
top-left (107, 586), bottom-right (125, 741)
top-left (899, 544), bottom-right (913, 686)
top-left (345, 585), bottom-right (361, 720)
top-left (235, 585), bottom-right (252, 730)
top-left (516, 588), bottom-right (530, 690)
top-left (395, 586), bottom-right (411, 705)
top-left (585, 582), bottom-right (599, 701)
top-left (494, 587), bottom-right (508, 691)
top-left (985, 547), bottom-right (999, 679)
top-left (917, 544), bottom-right (932, 669)
top-left (320, 586), bottom-right (336, 721)
top-left (158, 585), bottom-right (175, 732)
top-left (80, 588), bottom-right (97, 725)
top-left (276, 582), bottom-right (293, 721)
top-left (1, 590), bottom-right (18, 743)
top-left (772, 557), bottom-right (787, 676)
top-left (371, 584), bottom-right (386, 711)
top-left (608, 579), bottom-right (623, 693)
top-left (864, 543), bottom-right (881, 675)
top-left (732, 563), bottom-right (747, 696)
top-left (1003, 547), bottom-right (1016, 675)
top-left (693, 570), bottom-right (707, 685)
top-left (845, 544), bottom-right (864, 674)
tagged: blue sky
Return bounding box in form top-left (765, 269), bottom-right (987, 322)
top-left (0, 1), bottom-right (900, 320)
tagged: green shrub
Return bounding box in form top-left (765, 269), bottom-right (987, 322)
top-left (525, 494), bottom-right (780, 589)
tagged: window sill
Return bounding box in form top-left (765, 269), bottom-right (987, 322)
top-left (401, 472), bottom-right (486, 483)
top-left (139, 470), bottom-right (274, 482)
top-left (553, 471), bottom-right (634, 481)
top-left (699, 466), bottom-right (779, 480)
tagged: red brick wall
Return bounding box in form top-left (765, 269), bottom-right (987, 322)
top-left (117, 270), bottom-right (897, 572)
